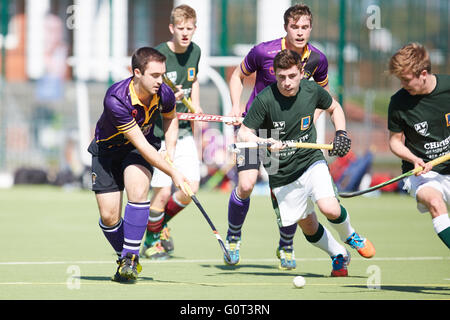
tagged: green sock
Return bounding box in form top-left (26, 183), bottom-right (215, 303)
top-left (144, 229), bottom-right (161, 247)
top-left (437, 228), bottom-right (450, 249)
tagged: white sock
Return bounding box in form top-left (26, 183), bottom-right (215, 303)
top-left (432, 213), bottom-right (450, 234)
top-left (328, 207), bottom-right (355, 242)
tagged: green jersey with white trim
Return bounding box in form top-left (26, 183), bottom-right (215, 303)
top-left (243, 79), bottom-right (333, 188)
top-left (388, 74), bottom-right (450, 174)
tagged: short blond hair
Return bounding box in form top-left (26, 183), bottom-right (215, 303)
top-left (389, 43), bottom-right (431, 77)
top-left (170, 4), bottom-right (197, 25)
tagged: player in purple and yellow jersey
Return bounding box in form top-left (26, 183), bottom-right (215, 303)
top-left (88, 47), bottom-right (191, 282)
top-left (224, 4), bottom-right (369, 269)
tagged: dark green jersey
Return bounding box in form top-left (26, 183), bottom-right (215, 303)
top-left (388, 74), bottom-right (450, 175)
top-left (243, 79), bottom-right (333, 188)
top-left (154, 41), bottom-right (201, 139)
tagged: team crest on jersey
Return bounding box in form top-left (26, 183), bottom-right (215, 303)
top-left (446, 113), bottom-right (450, 127)
top-left (301, 116), bottom-right (311, 130)
top-left (187, 68), bottom-right (196, 81)
top-left (414, 121), bottom-right (430, 136)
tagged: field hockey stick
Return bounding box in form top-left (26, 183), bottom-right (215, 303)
top-left (228, 141), bottom-right (333, 153)
top-left (177, 112), bottom-right (244, 124)
top-left (162, 74), bottom-right (196, 113)
top-left (338, 152), bottom-right (450, 198)
top-left (165, 158), bottom-right (232, 261)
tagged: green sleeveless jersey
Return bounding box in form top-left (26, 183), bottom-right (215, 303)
top-left (154, 41), bottom-right (201, 139)
top-left (388, 74), bottom-right (450, 175)
top-left (243, 80), bottom-right (333, 188)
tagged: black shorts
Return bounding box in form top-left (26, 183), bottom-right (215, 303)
top-left (89, 143), bottom-right (154, 194)
top-left (235, 146), bottom-right (262, 172)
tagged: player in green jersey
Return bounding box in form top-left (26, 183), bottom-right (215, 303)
top-left (224, 4), bottom-right (333, 269)
top-left (238, 49), bottom-right (375, 275)
top-left (142, 4), bottom-right (203, 259)
top-left (388, 43), bottom-right (450, 249)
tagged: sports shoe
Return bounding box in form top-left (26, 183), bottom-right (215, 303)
top-left (112, 257), bottom-right (130, 283)
top-left (331, 253), bottom-right (349, 277)
top-left (224, 235), bottom-right (241, 265)
top-left (160, 225), bottom-right (174, 253)
top-left (115, 252), bottom-right (142, 281)
top-left (276, 245), bottom-right (296, 270)
top-left (142, 240), bottom-right (170, 260)
top-left (345, 232), bottom-right (376, 258)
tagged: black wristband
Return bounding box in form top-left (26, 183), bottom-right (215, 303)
top-left (336, 130), bottom-right (347, 137)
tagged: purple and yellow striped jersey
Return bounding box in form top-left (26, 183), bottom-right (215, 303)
top-left (93, 76), bottom-right (175, 151)
top-left (241, 38), bottom-right (329, 113)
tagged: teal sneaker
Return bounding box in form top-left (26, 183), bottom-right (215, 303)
top-left (276, 245), bottom-right (296, 270)
top-left (224, 235), bottom-right (241, 265)
top-left (345, 232), bottom-right (376, 258)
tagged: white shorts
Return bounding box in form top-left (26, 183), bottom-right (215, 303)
top-left (403, 171), bottom-right (450, 213)
top-left (271, 160), bottom-right (337, 226)
top-left (151, 135), bottom-right (201, 188)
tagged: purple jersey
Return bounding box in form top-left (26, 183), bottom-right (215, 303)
top-left (92, 77), bottom-right (175, 152)
top-left (241, 38), bottom-right (329, 112)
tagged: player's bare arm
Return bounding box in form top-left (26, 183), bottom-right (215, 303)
top-left (326, 98), bottom-right (352, 157)
top-left (388, 131), bottom-right (431, 175)
top-left (191, 78), bottom-right (203, 113)
top-left (162, 109), bottom-right (179, 162)
top-left (313, 84), bottom-right (330, 121)
top-left (124, 125), bottom-right (190, 196)
top-left (325, 98), bottom-right (346, 132)
top-left (227, 66), bottom-right (247, 125)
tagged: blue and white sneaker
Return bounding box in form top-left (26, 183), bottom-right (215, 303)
top-left (276, 245), bottom-right (296, 270)
top-left (224, 235), bottom-right (241, 265)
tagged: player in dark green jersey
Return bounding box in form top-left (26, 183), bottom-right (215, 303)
top-left (388, 43), bottom-right (450, 249)
top-left (142, 5), bottom-right (203, 259)
top-left (238, 49), bottom-right (375, 275)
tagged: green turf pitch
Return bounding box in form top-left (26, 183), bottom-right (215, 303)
top-left (0, 186), bottom-right (448, 300)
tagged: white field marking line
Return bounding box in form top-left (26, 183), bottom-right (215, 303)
top-left (0, 282), bottom-right (449, 288)
top-left (0, 256), bottom-right (449, 266)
